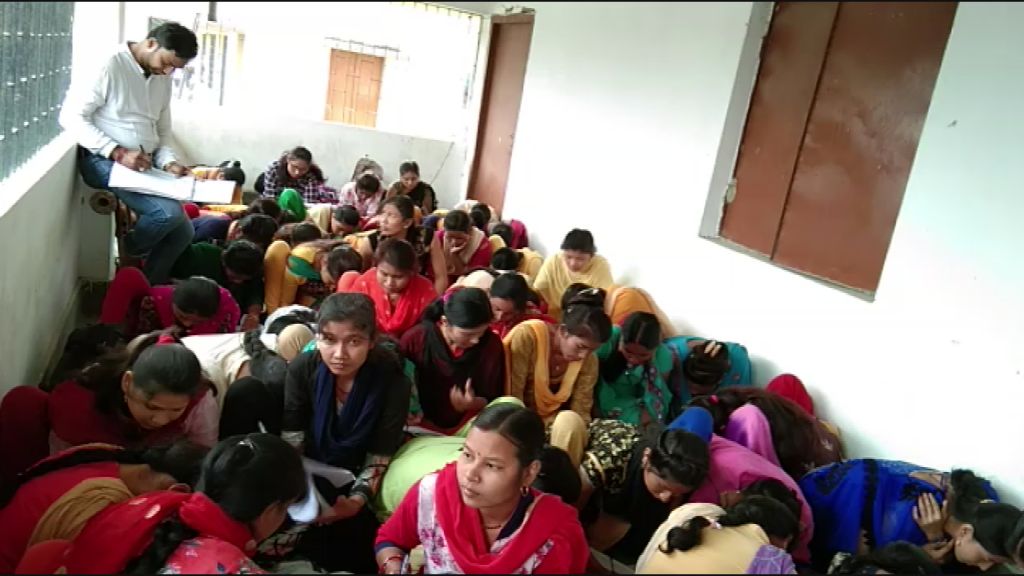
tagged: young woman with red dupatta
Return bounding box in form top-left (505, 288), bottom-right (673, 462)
top-left (17, 433), bottom-right (306, 575)
top-left (345, 237), bottom-right (436, 340)
top-left (0, 441), bottom-right (206, 572)
top-left (375, 403), bottom-right (588, 574)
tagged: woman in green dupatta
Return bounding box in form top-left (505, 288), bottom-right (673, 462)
top-left (277, 187), bottom-right (307, 222)
top-left (264, 239), bottom-right (361, 313)
top-left (595, 311), bottom-right (674, 430)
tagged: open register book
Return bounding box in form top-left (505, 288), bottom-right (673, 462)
top-left (108, 163), bottom-right (235, 203)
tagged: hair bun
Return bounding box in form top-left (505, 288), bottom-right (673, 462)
top-left (567, 287), bottom-right (605, 310)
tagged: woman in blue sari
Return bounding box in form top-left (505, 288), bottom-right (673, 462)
top-left (799, 460), bottom-right (1000, 571)
top-left (279, 292), bottom-right (412, 573)
top-left (663, 336), bottom-right (752, 416)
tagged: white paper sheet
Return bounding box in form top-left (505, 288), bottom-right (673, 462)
top-left (287, 457), bottom-right (356, 523)
top-left (108, 163), bottom-right (235, 203)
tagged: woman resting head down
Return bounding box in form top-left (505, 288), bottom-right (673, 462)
top-left (0, 441), bottom-right (208, 573)
top-left (595, 311), bottom-right (676, 429)
top-left (636, 492), bottom-right (802, 574)
top-left (489, 272), bottom-right (552, 340)
top-left (799, 461), bottom-right (1009, 571)
top-left (375, 403), bottom-right (589, 574)
top-left (21, 433), bottom-right (307, 575)
top-left (429, 209), bottom-right (493, 295)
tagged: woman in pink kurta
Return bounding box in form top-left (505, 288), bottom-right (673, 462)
top-left (686, 435), bottom-right (815, 565)
top-left (428, 210), bottom-right (493, 295)
top-left (101, 267), bottom-right (240, 337)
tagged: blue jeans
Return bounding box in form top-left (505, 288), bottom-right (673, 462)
top-left (78, 147), bottom-right (194, 284)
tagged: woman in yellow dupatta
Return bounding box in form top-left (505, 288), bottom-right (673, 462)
top-left (491, 247), bottom-right (545, 287)
top-left (264, 240), bottom-right (362, 313)
top-left (502, 289), bottom-right (612, 466)
top-left (605, 285), bottom-right (679, 338)
top-left (533, 229), bottom-right (614, 321)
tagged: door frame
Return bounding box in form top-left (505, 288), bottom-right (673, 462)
top-left (465, 11), bottom-right (535, 216)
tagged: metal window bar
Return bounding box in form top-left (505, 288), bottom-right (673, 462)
top-left (0, 2), bottom-right (74, 183)
top-left (171, 21), bottom-right (239, 107)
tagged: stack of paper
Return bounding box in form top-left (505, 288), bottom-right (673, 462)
top-left (108, 163), bottom-right (236, 204)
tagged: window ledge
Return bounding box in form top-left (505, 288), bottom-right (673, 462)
top-left (700, 232), bottom-right (877, 303)
top-left (0, 132), bottom-right (78, 218)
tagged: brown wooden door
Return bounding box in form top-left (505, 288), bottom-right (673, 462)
top-left (719, 2), bottom-right (956, 293)
top-left (467, 14), bottom-right (534, 216)
top-left (326, 49), bottom-right (384, 127)
top-left (771, 2), bottom-right (957, 290)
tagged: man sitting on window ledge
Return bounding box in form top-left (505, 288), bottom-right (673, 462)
top-left (59, 22), bottom-right (198, 284)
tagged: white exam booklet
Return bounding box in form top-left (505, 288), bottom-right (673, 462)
top-left (108, 163), bottom-right (235, 203)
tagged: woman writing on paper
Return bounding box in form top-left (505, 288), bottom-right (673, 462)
top-left (280, 293), bottom-right (411, 573)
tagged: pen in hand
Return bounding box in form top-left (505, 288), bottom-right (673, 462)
top-left (137, 145), bottom-right (151, 172)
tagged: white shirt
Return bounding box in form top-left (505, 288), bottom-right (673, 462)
top-left (59, 43), bottom-right (178, 169)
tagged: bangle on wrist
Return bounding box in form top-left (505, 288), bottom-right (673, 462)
top-left (379, 554), bottom-right (404, 574)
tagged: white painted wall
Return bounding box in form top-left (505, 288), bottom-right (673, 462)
top-left (0, 2), bottom-right (128, 396)
top-left (207, 2), bottom-right (482, 143)
top-left (119, 2), bottom-right (482, 207)
top-left (72, 1), bottom-right (122, 282)
top-left (0, 135), bottom-right (83, 395)
top-left (169, 106), bottom-right (465, 208)
top-left (502, 2), bottom-right (1024, 504)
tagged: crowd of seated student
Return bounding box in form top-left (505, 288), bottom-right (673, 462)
top-left (6, 148), bottom-right (1024, 576)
